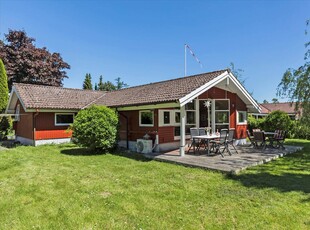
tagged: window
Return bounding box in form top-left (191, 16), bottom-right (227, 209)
top-left (163, 111), bottom-right (170, 124)
top-left (175, 112), bottom-right (180, 124)
top-left (214, 99), bottom-right (230, 131)
top-left (15, 104), bottom-right (20, 122)
top-left (55, 113), bottom-right (74, 126)
top-left (237, 111), bottom-right (247, 125)
top-left (139, 110), bottom-right (154, 127)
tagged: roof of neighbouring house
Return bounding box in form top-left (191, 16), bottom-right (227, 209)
top-left (259, 102), bottom-right (297, 114)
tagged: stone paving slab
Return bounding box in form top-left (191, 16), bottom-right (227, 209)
top-left (146, 145), bottom-right (303, 174)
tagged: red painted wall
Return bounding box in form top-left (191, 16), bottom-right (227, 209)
top-left (34, 112), bottom-right (73, 140)
top-left (14, 101), bottom-right (34, 140)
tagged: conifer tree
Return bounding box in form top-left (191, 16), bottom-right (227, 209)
top-left (83, 73), bottom-right (93, 90)
top-left (0, 59), bottom-right (9, 112)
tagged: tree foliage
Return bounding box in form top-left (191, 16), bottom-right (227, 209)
top-left (0, 29), bottom-right (70, 89)
top-left (96, 75), bottom-right (128, 91)
top-left (263, 110), bottom-right (292, 132)
top-left (71, 105), bottom-right (118, 151)
top-left (271, 98), bottom-right (279, 103)
top-left (229, 62), bottom-right (245, 85)
top-left (83, 73), bottom-right (93, 90)
top-left (0, 59), bottom-right (9, 112)
top-left (115, 77), bottom-right (129, 90)
top-left (277, 19), bottom-right (310, 125)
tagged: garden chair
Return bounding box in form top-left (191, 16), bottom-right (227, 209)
top-left (253, 131), bottom-right (267, 150)
top-left (187, 128), bottom-right (200, 154)
top-left (210, 129), bottom-right (228, 157)
top-left (226, 129), bottom-right (238, 154)
top-left (273, 130), bottom-right (286, 149)
top-left (246, 130), bottom-right (256, 147)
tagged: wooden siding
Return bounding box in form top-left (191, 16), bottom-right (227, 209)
top-left (34, 112), bottom-right (73, 140)
top-left (14, 101), bottom-right (33, 140)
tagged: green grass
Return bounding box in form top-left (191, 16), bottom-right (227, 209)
top-left (0, 139), bottom-right (309, 229)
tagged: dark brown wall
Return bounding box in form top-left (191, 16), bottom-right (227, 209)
top-left (14, 102), bottom-right (33, 140)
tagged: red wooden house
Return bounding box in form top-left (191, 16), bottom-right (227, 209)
top-left (6, 69), bottom-right (260, 155)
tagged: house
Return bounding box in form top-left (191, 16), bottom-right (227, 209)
top-left (6, 69), bottom-right (260, 155)
top-left (251, 102), bottom-right (301, 120)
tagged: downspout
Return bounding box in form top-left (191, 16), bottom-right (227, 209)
top-left (118, 110), bottom-right (129, 149)
top-left (33, 109), bottom-right (39, 146)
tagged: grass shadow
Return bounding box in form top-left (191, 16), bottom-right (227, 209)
top-left (110, 148), bottom-right (153, 162)
top-left (61, 147), bottom-right (106, 156)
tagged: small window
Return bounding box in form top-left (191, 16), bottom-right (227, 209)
top-left (186, 111), bottom-right (196, 124)
top-left (163, 111), bottom-right (170, 124)
top-left (237, 111), bottom-right (247, 125)
top-left (55, 113), bottom-right (74, 126)
top-left (139, 110), bottom-right (154, 127)
top-left (175, 112), bottom-right (180, 124)
top-left (185, 101), bottom-right (195, 110)
top-left (15, 104), bottom-right (20, 122)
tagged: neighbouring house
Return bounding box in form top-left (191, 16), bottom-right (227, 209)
top-left (6, 69), bottom-right (260, 155)
top-left (251, 102), bottom-right (302, 120)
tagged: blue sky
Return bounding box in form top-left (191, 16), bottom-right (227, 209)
top-left (0, 0), bottom-right (309, 102)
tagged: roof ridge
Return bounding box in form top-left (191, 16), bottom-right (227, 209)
top-left (106, 69), bottom-right (228, 93)
top-left (13, 83), bottom-right (103, 93)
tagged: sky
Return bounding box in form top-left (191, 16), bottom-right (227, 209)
top-left (0, 0), bottom-right (309, 103)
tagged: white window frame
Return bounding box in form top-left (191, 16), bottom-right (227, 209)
top-left (158, 110), bottom-right (173, 126)
top-left (214, 99), bottom-right (230, 131)
top-left (55, 113), bottom-right (74, 126)
top-left (237, 111), bottom-right (247, 125)
top-left (139, 110), bottom-right (154, 127)
top-left (15, 104), bottom-right (20, 122)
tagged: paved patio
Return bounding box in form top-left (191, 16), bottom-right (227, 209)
top-left (146, 145), bottom-right (303, 174)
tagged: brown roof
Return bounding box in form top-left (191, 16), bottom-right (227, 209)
top-left (13, 69), bottom-right (228, 110)
top-left (93, 69), bottom-right (227, 107)
top-left (260, 102), bottom-right (297, 114)
top-left (14, 83), bottom-right (104, 110)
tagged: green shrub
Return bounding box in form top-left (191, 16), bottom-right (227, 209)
top-left (0, 116), bottom-right (12, 140)
top-left (290, 121), bottom-right (310, 140)
top-left (71, 105), bottom-right (119, 151)
top-left (247, 115), bottom-right (265, 132)
top-left (263, 110), bottom-right (292, 132)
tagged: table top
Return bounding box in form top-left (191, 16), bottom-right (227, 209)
top-left (192, 134), bottom-right (220, 139)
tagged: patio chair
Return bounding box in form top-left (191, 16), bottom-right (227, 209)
top-left (187, 128), bottom-right (200, 154)
top-left (253, 131), bottom-right (267, 150)
top-left (210, 129), bottom-right (228, 157)
top-left (246, 130), bottom-right (256, 147)
top-left (226, 129), bottom-right (238, 154)
top-left (198, 127), bottom-right (207, 150)
top-left (273, 130), bottom-right (286, 149)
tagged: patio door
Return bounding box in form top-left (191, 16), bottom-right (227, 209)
top-left (199, 100), bottom-right (210, 128)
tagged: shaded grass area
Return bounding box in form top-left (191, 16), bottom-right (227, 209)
top-left (0, 140), bottom-right (309, 229)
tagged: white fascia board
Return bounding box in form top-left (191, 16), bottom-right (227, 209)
top-left (117, 102), bottom-right (180, 111)
top-left (179, 71), bottom-right (229, 107)
top-left (228, 72), bottom-right (261, 112)
top-left (26, 109), bottom-right (80, 113)
top-left (5, 86), bottom-right (27, 114)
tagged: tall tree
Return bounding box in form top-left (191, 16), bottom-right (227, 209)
top-left (98, 75), bottom-right (104, 91)
top-left (0, 29), bottom-right (70, 89)
top-left (101, 81), bottom-right (116, 91)
top-left (229, 62), bottom-right (245, 85)
top-left (115, 77), bottom-right (128, 90)
top-left (277, 19), bottom-right (310, 125)
top-left (94, 83), bottom-right (98, 91)
top-left (83, 73), bottom-right (93, 90)
top-left (262, 99), bottom-right (269, 104)
top-left (0, 59), bottom-right (9, 112)
top-left (271, 98), bottom-right (279, 103)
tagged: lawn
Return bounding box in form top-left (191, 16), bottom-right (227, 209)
top-left (0, 139), bottom-right (309, 229)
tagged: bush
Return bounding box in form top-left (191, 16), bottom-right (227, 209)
top-left (247, 115), bottom-right (265, 133)
top-left (290, 121), bottom-right (310, 140)
top-left (263, 110), bottom-right (292, 132)
top-left (71, 105), bottom-right (119, 151)
top-left (0, 116), bottom-right (12, 140)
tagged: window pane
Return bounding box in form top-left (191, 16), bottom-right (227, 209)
top-left (215, 100), bottom-right (229, 110)
top-left (163, 111), bottom-right (170, 124)
top-left (216, 124), bottom-right (229, 131)
top-left (56, 114), bottom-right (73, 124)
top-left (238, 112), bottom-right (246, 123)
top-left (141, 111), bottom-right (153, 125)
top-left (215, 111), bottom-right (229, 123)
top-left (185, 101), bottom-right (195, 110)
top-left (174, 126), bottom-right (180, 136)
top-left (186, 111), bottom-right (196, 124)
top-left (175, 112), bottom-right (180, 123)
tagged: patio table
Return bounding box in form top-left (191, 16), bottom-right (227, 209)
top-left (191, 134), bottom-right (220, 155)
top-left (263, 131), bottom-right (276, 148)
